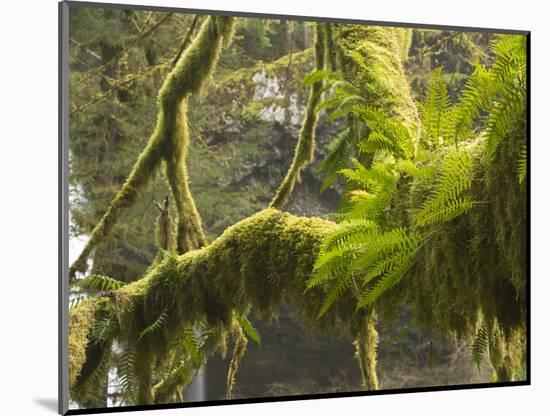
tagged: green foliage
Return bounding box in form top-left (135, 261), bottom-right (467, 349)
top-left (414, 150), bottom-right (474, 227)
top-left (518, 144), bottom-right (527, 184)
top-left (418, 68), bottom-right (452, 148)
top-left (339, 160), bottom-right (398, 222)
top-left (119, 346), bottom-right (138, 402)
top-left (312, 34), bottom-right (527, 381)
top-left (309, 24), bottom-right (419, 193)
top-left (70, 15), bottom-right (236, 278)
top-left (270, 23), bottom-right (328, 209)
top-left (318, 127), bottom-right (353, 192)
top-left (471, 322), bottom-right (488, 372)
top-left (311, 224), bottom-right (421, 312)
top-left (68, 13), bottom-right (527, 405)
top-left (76, 274), bottom-right (126, 292)
top-left (236, 312), bottom-right (262, 344)
top-left (138, 310), bottom-right (168, 340)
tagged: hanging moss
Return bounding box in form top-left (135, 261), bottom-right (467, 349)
top-left (70, 16), bottom-right (236, 278)
top-left (269, 23), bottom-right (327, 209)
top-left (71, 209), bottom-right (393, 403)
top-left (353, 309), bottom-right (379, 390)
top-left (487, 319), bottom-right (524, 382)
top-left (226, 319), bottom-right (248, 399)
top-left (68, 299), bottom-right (96, 387)
top-left (70, 297), bottom-right (116, 404)
top-left (154, 196), bottom-right (176, 252)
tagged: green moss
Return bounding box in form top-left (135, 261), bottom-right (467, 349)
top-left (70, 297), bottom-right (117, 404)
top-left (270, 24), bottom-right (327, 209)
top-left (69, 299), bottom-right (96, 388)
top-left (226, 319), bottom-right (249, 399)
top-left (71, 209), bottom-right (364, 403)
top-left (353, 309), bottom-right (379, 390)
top-left (333, 24), bottom-right (419, 129)
top-left (70, 17), bottom-right (236, 278)
top-left (154, 197), bottom-right (176, 253)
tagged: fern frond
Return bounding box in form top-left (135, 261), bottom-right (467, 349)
top-left (318, 274), bottom-right (354, 317)
top-left (354, 106), bottom-right (413, 159)
top-left (357, 237), bottom-right (418, 307)
top-left (415, 150), bottom-right (474, 227)
top-left (119, 346), bottom-right (137, 401)
top-left (138, 310), bottom-right (168, 340)
top-left (416, 198), bottom-right (474, 228)
top-left (518, 144), bottom-right (527, 184)
top-left (471, 323), bottom-right (489, 372)
top-left (236, 313), bottom-right (261, 345)
top-left (77, 274), bottom-right (125, 292)
top-left (302, 69), bottom-right (339, 87)
top-left (308, 244), bottom-right (354, 288)
top-left (318, 128), bottom-right (353, 191)
top-left (319, 218), bottom-right (378, 254)
top-left (395, 159), bottom-right (436, 180)
top-left (91, 314), bottom-right (119, 345)
top-left (418, 67), bottom-right (452, 149)
top-left (181, 326), bottom-right (204, 365)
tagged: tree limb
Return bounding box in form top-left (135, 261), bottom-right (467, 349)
top-left (69, 16), bottom-right (236, 279)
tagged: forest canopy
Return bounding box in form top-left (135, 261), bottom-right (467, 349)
top-left (66, 6), bottom-right (527, 409)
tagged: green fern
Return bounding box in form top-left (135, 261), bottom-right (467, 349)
top-left (339, 160), bottom-right (398, 221)
top-left (91, 314), bottom-right (119, 345)
top-left (471, 323), bottom-right (489, 372)
top-left (518, 145), bottom-right (527, 184)
top-left (418, 67), bottom-right (452, 148)
top-left (312, 225), bottom-right (421, 313)
top-left (138, 310), bottom-right (168, 340)
top-left (415, 150), bottom-right (474, 227)
top-left (355, 107), bottom-right (414, 159)
top-left (236, 312), bottom-right (261, 345)
top-left (318, 128), bottom-right (353, 192)
top-left (181, 326), bottom-right (204, 365)
top-left (77, 274), bottom-right (126, 292)
top-left (119, 346), bottom-right (137, 401)
top-left (357, 240), bottom-right (418, 307)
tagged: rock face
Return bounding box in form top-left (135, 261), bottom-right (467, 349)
top-left (187, 49), bottom-right (341, 238)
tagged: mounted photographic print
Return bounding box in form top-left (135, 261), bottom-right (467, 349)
top-left (59, 1), bottom-right (530, 414)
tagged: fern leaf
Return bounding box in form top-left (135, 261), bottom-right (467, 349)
top-left (518, 144), bottom-right (527, 184)
top-left (77, 274), bottom-right (125, 292)
top-left (91, 315), bottom-right (118, 345)
top-left (471, 323), bottom-right (489, 372)
top-left (357, 241), bottom-right (418, 307)
top-left (236, 313), bottom-right (261, 345)
top-left (119, 346), bottom-right (137, 400)
top-left (138, 310), bottom-right (168, 340)
top-left (318, 128), bottom-right (353, 191)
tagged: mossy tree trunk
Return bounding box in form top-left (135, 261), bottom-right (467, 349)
top-left (69, 16), bottom-right (235, 279)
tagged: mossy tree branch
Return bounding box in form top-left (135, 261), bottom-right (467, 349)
top-left (269, 23), bottom-right (327, 209)
top-left (70, 16), bottom-right (235, 279)
top-left (70, 209), bottom-right (372, 403)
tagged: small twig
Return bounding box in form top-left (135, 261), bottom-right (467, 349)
top-left (171, 15), bottom-right (200, 68)
top-left (71, 56), bottom-right (172, 115)
top-left (419, 32), bottom-right (461, 58)
top-left (188, 123), bottom-right (230, 161)
top-left (73, 12), bottom-right (173, 91)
